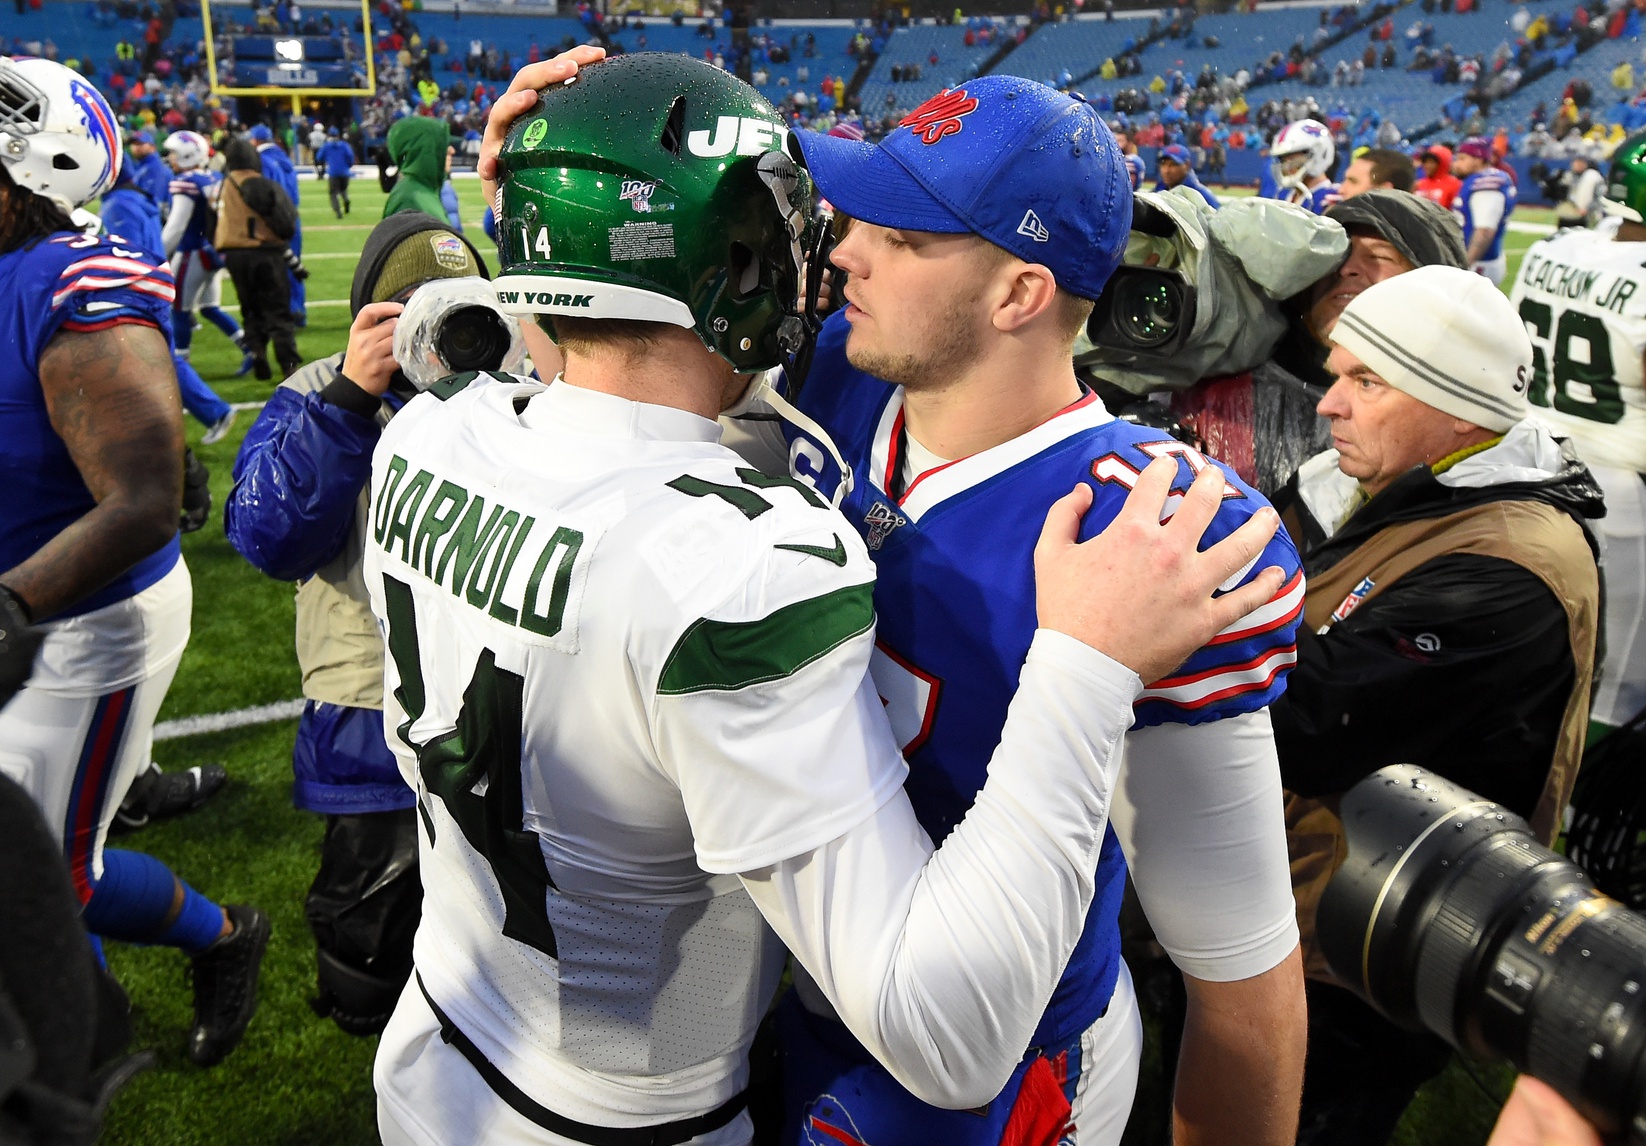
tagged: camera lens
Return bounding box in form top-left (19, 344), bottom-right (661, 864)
top-left (435, 305), bottom-right (512, 374)
top-left (1115, 277), bottom-right (1183, 349)
top-left (1320, 765), bottom-right (1646, 1141)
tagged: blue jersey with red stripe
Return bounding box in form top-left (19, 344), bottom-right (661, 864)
top-left (1456, 166), bottom-right (1517, 262)
top-left (784, 311), bottom-right (1303, 1045)
top-left (1123, 152), bottom-right (1145, 191)
top-left (0, 231), bottom-right (179, 620)
top-left (168, 170), bottom-right (218, 253)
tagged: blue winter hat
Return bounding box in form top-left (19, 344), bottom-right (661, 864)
top-left (249, 124), bottom-right (273, 142)
top-left (131, 129), bottom-right (155, 144)
top-left (795, 75), bottom-right (1133, 300)
top-left (1160, 144), bottom-right (1192, 165)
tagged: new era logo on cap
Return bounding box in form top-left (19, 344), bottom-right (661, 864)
top-left (1017, 209), bottom-right (1050, 242)
top-left (899, 88), bottom-right (979, 145)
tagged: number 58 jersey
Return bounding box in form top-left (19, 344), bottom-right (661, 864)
top-left (363, 373), bottom-right (908, 1124)
top-left (1509, 226), bottom-right (1646, 472)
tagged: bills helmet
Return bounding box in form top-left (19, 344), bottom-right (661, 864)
top-left (493, 52), bottom-right (815, 372)
top-left (1605, 130), bottom-right (1646, 223)
top-left (1271, 119), bottom-right (1336, 193)
top-left (0, 57), bottom-right (123, 213)
top-left (164, 129), bottom-right (210, 172)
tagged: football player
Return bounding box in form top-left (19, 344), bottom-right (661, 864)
top-left (161, 129), bottom-right (254, 375)
top-left (1266, 120), bottom-right (1341, 215)
top-left (1508, 129), bottom-right (1646, 733)
top-left (374, 50), bottom-right (1286, 1146)
top-left (1451, 136), bottom-right (1518, 285)
top-left (0, 57), bottom-right (267, 1067)
top-left (481, 60), bottom-right (1306, 1146)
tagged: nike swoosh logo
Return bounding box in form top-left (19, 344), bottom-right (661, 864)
top-left (775, 534), bottom-right (847, 567)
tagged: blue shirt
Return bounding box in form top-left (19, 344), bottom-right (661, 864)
top-left (1154, 169), bottom-right (1220, 208)
top-left (1122, 152), bottom-right (1145, 191)
top-left (168, 170), bottom-right (219, 252)
top-left (98, 185), bottom-right (164, 259)
top-left (316, 138), bottom-right (356, 178)
top-left (132, 150), bottom-right (171, 207)
top-left (0, 232), bottom-right (180, 619)
top-left (1263, 180), bottom-right (1340, 214)
top-left (258, 142), bottom-right (300, 205)
top-left (784, 312), bottom-right (1304, 1045)
top-left (1456, 166), bottom-right (1517, 262)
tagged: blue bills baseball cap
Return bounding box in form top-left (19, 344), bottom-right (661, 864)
top-left (795, 75), bottom-right (1132, 300)
top-left (249, 124), bottom-right (273, 142)
top-left (1160, 144), bottom-right (1192, 165)
top-left (131, 129), bottom-right (155, 144)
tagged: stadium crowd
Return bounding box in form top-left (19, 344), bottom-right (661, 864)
top-left (7, 4), bottom-right (1646, 1146)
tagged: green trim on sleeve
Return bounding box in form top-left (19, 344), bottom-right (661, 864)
top-left (658, 582), bottom-right (874, 695)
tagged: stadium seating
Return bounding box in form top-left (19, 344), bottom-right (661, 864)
top-left (856, 22), bottom-right (1009, 119)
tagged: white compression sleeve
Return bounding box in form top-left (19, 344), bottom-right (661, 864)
top-left (161, 194), bottom-right (194, 258)
top-left (1110, 710), bottom-right (1299, 982)
top-left (1468, 189), bottom-right (1505, 240)
top-left (740, 630), bottom-right (1141, 1110)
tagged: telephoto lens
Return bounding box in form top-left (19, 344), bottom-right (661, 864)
top-left (1085, 266), bottom-right (1196, 358)
top-left (434, 306), bottom-right (514, 374)
top-left (1318, 764), bottom-right (1646, 1142)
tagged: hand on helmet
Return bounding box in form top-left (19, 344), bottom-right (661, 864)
top-left (479, 45), bottom-right (607, 210)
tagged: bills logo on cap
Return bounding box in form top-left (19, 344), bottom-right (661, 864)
top-left (899, 88), bottom-right (979, 146)
top-left (429, 232), bottom-right (470, 270)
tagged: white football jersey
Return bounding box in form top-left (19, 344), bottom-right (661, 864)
top-left (1509, 227), bottom-right (1646, 472)
top-left (363, 373), bottom-right (906, 1125)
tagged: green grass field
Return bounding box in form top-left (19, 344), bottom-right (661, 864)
top-left (94, 179), bottom-right (1534, 1145)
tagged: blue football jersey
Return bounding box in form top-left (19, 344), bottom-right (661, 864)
top-left (1457, 167), bottom-right (1517, 262)
top-left (168, 169), bottom-right (218, 252)
top-left (784, 312), bottom-right (1304, 1043)
top-left (1122, 152), bottom-right (1145, 191)
top-left (0, 231), bottom-right (180, 619)
top-left (1262, 180), bottom-right (1339, 215)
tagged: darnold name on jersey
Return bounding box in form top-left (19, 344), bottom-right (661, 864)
top-left (372, 453), bottom-right (596, 653)
top-left (1520, 251), bottom-right (1640, 313)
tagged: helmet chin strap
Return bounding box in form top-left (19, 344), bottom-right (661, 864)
top-left (750, 370), bottom-right (855, 509)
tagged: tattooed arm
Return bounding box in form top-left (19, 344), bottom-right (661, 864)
top-left (0, 323), bottom-right (183, 622)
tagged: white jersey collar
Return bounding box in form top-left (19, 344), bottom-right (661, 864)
top-left (870, 388), bottom-right (1115, 522)
top-left (520, 376), bottom-right (724, 445)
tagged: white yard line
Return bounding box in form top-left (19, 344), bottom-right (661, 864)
top-left (153, 699), bottom-right (306, 742)
top-left (1509, 221), bottom-right (1557, 236)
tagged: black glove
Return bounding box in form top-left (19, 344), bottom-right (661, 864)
top-left (0, 584), bottom-right (42, 708)
top-left (181, 449), bottom-right (211, 535)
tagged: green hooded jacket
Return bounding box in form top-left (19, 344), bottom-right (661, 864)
top-left (383, 116), bottom-right (451, 222)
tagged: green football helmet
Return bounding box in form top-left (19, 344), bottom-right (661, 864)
top-left (494, 52), bottom-right (815, 372)
top-left (1605, 130), bottom-right (1646, 223)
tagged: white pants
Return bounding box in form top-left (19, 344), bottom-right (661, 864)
top-left (1066, 958), bottom-right (1144, 1145)
top-left (169, 248), bottom-right (224, 313)
top-left (0, 560), bottom-right (191, 900)
top-left (1474, 254), bottom-right (1507, 286)
top-left (1592, 464), bottom-right (1646, 727)
top-left (375, 980), bottom-right (752, 1146)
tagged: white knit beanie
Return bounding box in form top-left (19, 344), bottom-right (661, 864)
top-left (1329, 265), bottom-right (1533, 432)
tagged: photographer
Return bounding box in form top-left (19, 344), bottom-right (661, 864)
top-left (1270, 266), bottom-right (1603, 1145)
top-left (1554, 155), bottom-right (1605, 228)
top-left (224, 213), bottom-right (552, 1036)
top-left (216, 136), bottom-right (301, 380)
